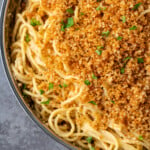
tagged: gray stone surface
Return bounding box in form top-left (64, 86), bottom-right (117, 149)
top-left (0, 1), bottom-right (68, 150)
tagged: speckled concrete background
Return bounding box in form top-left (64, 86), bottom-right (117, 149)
top-left (0, 1), bottom-right (69, 149)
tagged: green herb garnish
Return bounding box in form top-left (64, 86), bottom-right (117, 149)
top-left (49, 83), bottom-right (54, 90)
top-left (111, 100), bottom-right (115, 104)
top-left (39, 89), bottom-right (44, 95)
top-left (22, 84), bottom-right (26, 89)
top-left (117, 36), bottom-right (123, 41)
top-left (123, 56), bottom-right (132, 61)
top-left (25, 34), bottom-right (31, 42)
top-left (96, 6), bottom-right (101, 11)
top-left (59, 84), bottom-right (63, 88)
top-left (84, 80), bottom-right (91, 86)
top-left (102, 31), bottom-right (110, 37)
top-left (121, 16), bottom-right (126, 23)
top-left (88, 101), bottom-right (97, 105)
top-left (137, 58), bottom-right (144, 63)
top-left (41, 99), bottom-right (50, 104)
top-left (97, 46), bottom-right (104, 49)
top-left (92, 74), bottom-right (98, 80)
top-left (61, 20), bottom-right (66, 32)
top-left (63, 83), bottom-right (68, 88)
top-left (95, 50), bottom-right (102, 55)
top-left (80, 12), bottom-right (84, 16)
top-left (66, 17), bottom-right (74, 28)
top-left (91, 147), bottom-right (95, 150)
top-left (120, 68), bottom-right (125, 74)
top-left (30, 18), bottom-right (41, 26)
top-left (97, 0), bottom-right (101, 2)
top-left (132, 3), bottom-right (142, 10)
top-left (66, 8), bottom-right (74, 14)
top-left (138, 135), bottom-right (143, 140)
top-left (61, 17), bottom-right (74, 31)
top-left (129, 25), bottom-right (137, 30)
top-left (96, 6), bottom-right (106, 11)
top-left (86, 137), bottom-right (93, 143)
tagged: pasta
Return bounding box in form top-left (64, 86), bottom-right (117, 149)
top-left (11, 0), bottom-right (150, 149)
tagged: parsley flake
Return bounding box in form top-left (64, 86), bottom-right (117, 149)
top-left (129, 25), bottom-right (137, 30)
top-left (91, 147), bottom-right (95, 150)
top-left (121, 16), bottom-right (126, 23)
top-left (22, 84), bottom-right (26, 89)
top-left (86, 137), bottom-right (93, 143)
top-left (66, 17), bottom-right (74, 28)
top-left (88, 101), bottom-right (97, 105)
top-left (25, 34), bottom-right (31, 42)
top-left (39, 89), bottom-right (44, 95)
top-left (66, 8), bottom-right (74, 14)
top-left (84, 80), bottom-right (91, 86)
top-left (138, 135), bottom-right (143, 141)
top-left (97, 46), bottom-right (104, 49)
top-left (132, 3), bottom-right (142, 10)
top-left (111, 100), bottom-right (115, 104)
top-left (95, 50), bottom-right (102, 55)
top-left (92, 74), bottom-right (98, 80)
top-left (117, 36), bottom-right (123, 41)
top-left (120, 68), bottom-right (125, 74)
top-left (137, 58), bottom-right (144, 63)
top-left (59, 84), bottom-right (63, 88)
top-left (63, 83), bottom-right (68, 88)
top-left (49, 83), bottom-right (54, 90)
top-left (41, 99), bottom-right (50, 104)
top-left (80, 12), bottom-right (84, 16)
top-left (30, 18), bottom-right (41, 26)
top-left (102, 31), bottom-right (110, 37)
top-left (123, 56), bottom-right (132, 61)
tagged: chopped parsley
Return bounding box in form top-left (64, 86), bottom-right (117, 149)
top-left (22, 84), bottom-right (26, 89)
top-left (111, 100), bottom-right (115, 104)
top-left (80, 12), bottom-right (84, 16)
top-left (129, 25), bottom-right (137, 30)
top-left (138, 135), bottom-right (143, 141)
top-left (96, 6), bottom-right (106, 11)
top-left (102, 31), bottom-right (110, 37)
top-left (97, 0), bottom-right (101, 2)
top-left (30, 18), bottom-right (41, 26)
top-left (92, 74), bottom-right (98, 80)
top-left (66, 17), bottom-right (74, 28)
top-left (41, 99), bottom-right (50, 104)
top-left (61, 21), bottom-right (66, 32)
top-left (39, 89), bottom-right (44, 95)
top-left (96, 6), bottom-right (101, 11)
top-left (66, 8), bottom-right (74, 14)
top-left (121, 16), bottom-right (126, 23)
top-left (97, 46), bottom-right (104, 49)
top-left (59, 84), bottom-right (63, 88)
top-left (84, 80), bottom-right (91, 86)
top-left (117, 36), bottom-right (123, 41)
top-left (95, 50), bottom-right (102, 55)
top-left (49, 83), bottom-right (54, 90)
top-left (63, 83), bottom-right (68, 88)
top-left (61, 17), bottom-right (74, 31)
top-left (103, 7), bottom-right (107, 10)
top-left (88, 101), bottom-right (97, 105)
top-left (123, 56), bottom-right (132, 61)
top-left (86, 137), bottom-right (93, 143)
top-left (91, 147), bottom-right (95, 150)
top-left (25, 34), bottom-right (31, 42)
top-left (132, 3), bottom-right (142, 10)
top-left (120, 68), bottom-right (125, 74)
top-left (137, 58), bottom-right (144, 63)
